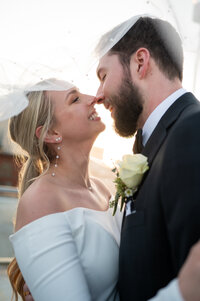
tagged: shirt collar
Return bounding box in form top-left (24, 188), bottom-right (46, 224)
top-left (142, 88), bottom-right (187, 146)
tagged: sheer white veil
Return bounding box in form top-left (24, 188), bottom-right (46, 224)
top-left (0, 4), bottom-right (199, 122)
top-left (0, 1), bottom-right (199, 191)
top-left (0, 59), bottom-right (76, 122)
top-left (93, 14), bottom-right (143, 60)
top-left (91, 13), bottom-right (185, 71)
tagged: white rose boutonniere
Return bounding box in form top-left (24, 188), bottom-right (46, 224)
top-left (110, 154), bottom-right (149, 216)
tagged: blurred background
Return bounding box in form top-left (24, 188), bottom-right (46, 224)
top-left (0, 0), bottom-right (200, 299)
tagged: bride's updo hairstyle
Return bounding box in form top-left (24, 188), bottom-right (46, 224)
top-left (7, 78), bottom-right (74, 300)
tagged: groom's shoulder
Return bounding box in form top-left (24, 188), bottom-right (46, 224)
top-left (172, 92), bottom-right (200, 129)
top-left (163, 102), bottom-right (200, 154)
top-left (179, 103), bottom-right (200, 128)
top-left (181, 92), bottom-right (200, 116)
top-left (161, 94), bottom-right (200, 149)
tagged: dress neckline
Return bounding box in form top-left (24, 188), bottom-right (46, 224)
top-left (12, 200), bottom-right (113, 235)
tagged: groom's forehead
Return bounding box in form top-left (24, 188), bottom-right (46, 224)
top-left (97, 55), bottom-right (108, 69)
top-left (96, 56), bottom-right (107, 78)
top-left (96, 54), bottom-right (120, 76)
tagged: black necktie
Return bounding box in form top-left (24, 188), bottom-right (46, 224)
top-left (133, 129), bottom-right (143, 153)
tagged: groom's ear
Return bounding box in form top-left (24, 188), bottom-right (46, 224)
top-left (130, 48), bottom-right (150, 79)
top-left (35, 126), bottom-right (61, 144)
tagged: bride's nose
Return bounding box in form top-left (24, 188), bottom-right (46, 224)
top-left (87, 96), bottom-right (97, 106)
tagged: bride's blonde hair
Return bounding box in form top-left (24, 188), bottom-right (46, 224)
top-left (7, 89), bottom-right (55, 300)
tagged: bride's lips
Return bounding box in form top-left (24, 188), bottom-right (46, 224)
top-left (88, 109), bottom-right (101, 121)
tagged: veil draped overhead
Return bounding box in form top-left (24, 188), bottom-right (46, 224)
top-left (0, 0), bottom-right (199, 119)
top-left (0, 57), bottom-right (77, 122)
top-left (0, 0), bottom-right (199, 192)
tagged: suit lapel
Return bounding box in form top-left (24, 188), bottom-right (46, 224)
top-left (141, 92), bottom-right (197, 166)
top-left (142, 121), bottom-right (166, 166)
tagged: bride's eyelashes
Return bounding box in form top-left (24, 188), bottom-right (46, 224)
top-left (71, 97), bottom-right (80, 103)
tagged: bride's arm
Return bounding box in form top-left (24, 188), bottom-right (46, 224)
top-left (10, 214), bottom-right (92, 301)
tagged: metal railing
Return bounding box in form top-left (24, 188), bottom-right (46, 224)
top-left (0, 185), bottom-right (18, 198)
top-left (0, 257), bottom-right (13, 264)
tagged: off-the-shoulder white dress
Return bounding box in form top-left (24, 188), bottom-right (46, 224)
top-left (10, 206), bottom-right (183, 301)
top-left (10, 207), bottom-right (122, 301)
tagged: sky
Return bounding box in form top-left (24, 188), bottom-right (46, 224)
top-left (0, 0), bottom-right (200, 163)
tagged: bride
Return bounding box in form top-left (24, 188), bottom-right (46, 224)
top-left (7, 78), bottom-right (122, 301)
top-left (7, 78), bottom-right (200, 301)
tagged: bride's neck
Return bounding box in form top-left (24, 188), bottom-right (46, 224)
top-left (49, 143), bottom-right (92, 188)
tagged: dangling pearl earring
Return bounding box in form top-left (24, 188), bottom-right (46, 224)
top-left (52, 137), bottom-right (61, 177)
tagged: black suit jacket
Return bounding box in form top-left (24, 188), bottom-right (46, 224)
top-left (118, 92), bottom-right (200, 301)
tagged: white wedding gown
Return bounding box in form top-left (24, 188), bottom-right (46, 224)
top-left (10, 206), bottom-right (122, 301)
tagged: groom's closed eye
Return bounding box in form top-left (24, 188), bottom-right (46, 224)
top-left (97, 67), bottom-right (106, 82)
top-left (101, 74), bottom-right (106, 82)
top-left (98, 74), bottom-right (106, 82)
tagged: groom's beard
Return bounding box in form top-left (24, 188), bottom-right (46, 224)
top-left (110, 77), bottom-right (143, 137)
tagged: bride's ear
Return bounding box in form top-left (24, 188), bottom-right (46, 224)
top-left (35, 126), bottom-right (62, 144)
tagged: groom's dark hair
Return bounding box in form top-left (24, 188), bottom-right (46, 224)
top-left (97, 17), bottom-right (183, 81)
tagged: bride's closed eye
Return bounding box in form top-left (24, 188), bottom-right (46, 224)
top-left (72, 97), bottom-right (80, 103)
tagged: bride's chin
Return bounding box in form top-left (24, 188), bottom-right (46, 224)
top-left (92, 124), bottom-right (106, 140)
top-left (99, 122), bottom-right (106, 132)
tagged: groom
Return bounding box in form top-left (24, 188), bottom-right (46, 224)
top-left (95, 16), bottom-right (200, 300)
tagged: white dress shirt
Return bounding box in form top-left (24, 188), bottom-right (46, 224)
top-left (142, 88), bottom-right (187, 146)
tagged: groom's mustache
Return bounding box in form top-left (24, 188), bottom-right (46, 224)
top-left (96, 98), bottom-right (113, 111)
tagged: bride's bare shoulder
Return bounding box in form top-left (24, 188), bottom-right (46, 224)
top-left (15, 177), bottom-right (62, 231)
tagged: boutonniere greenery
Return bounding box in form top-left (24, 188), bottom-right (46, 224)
top-left (110, 154), bottom-right (149, 216)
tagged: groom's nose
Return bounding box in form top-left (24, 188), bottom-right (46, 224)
top-left (95, 89), bottom-right (105, 104)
